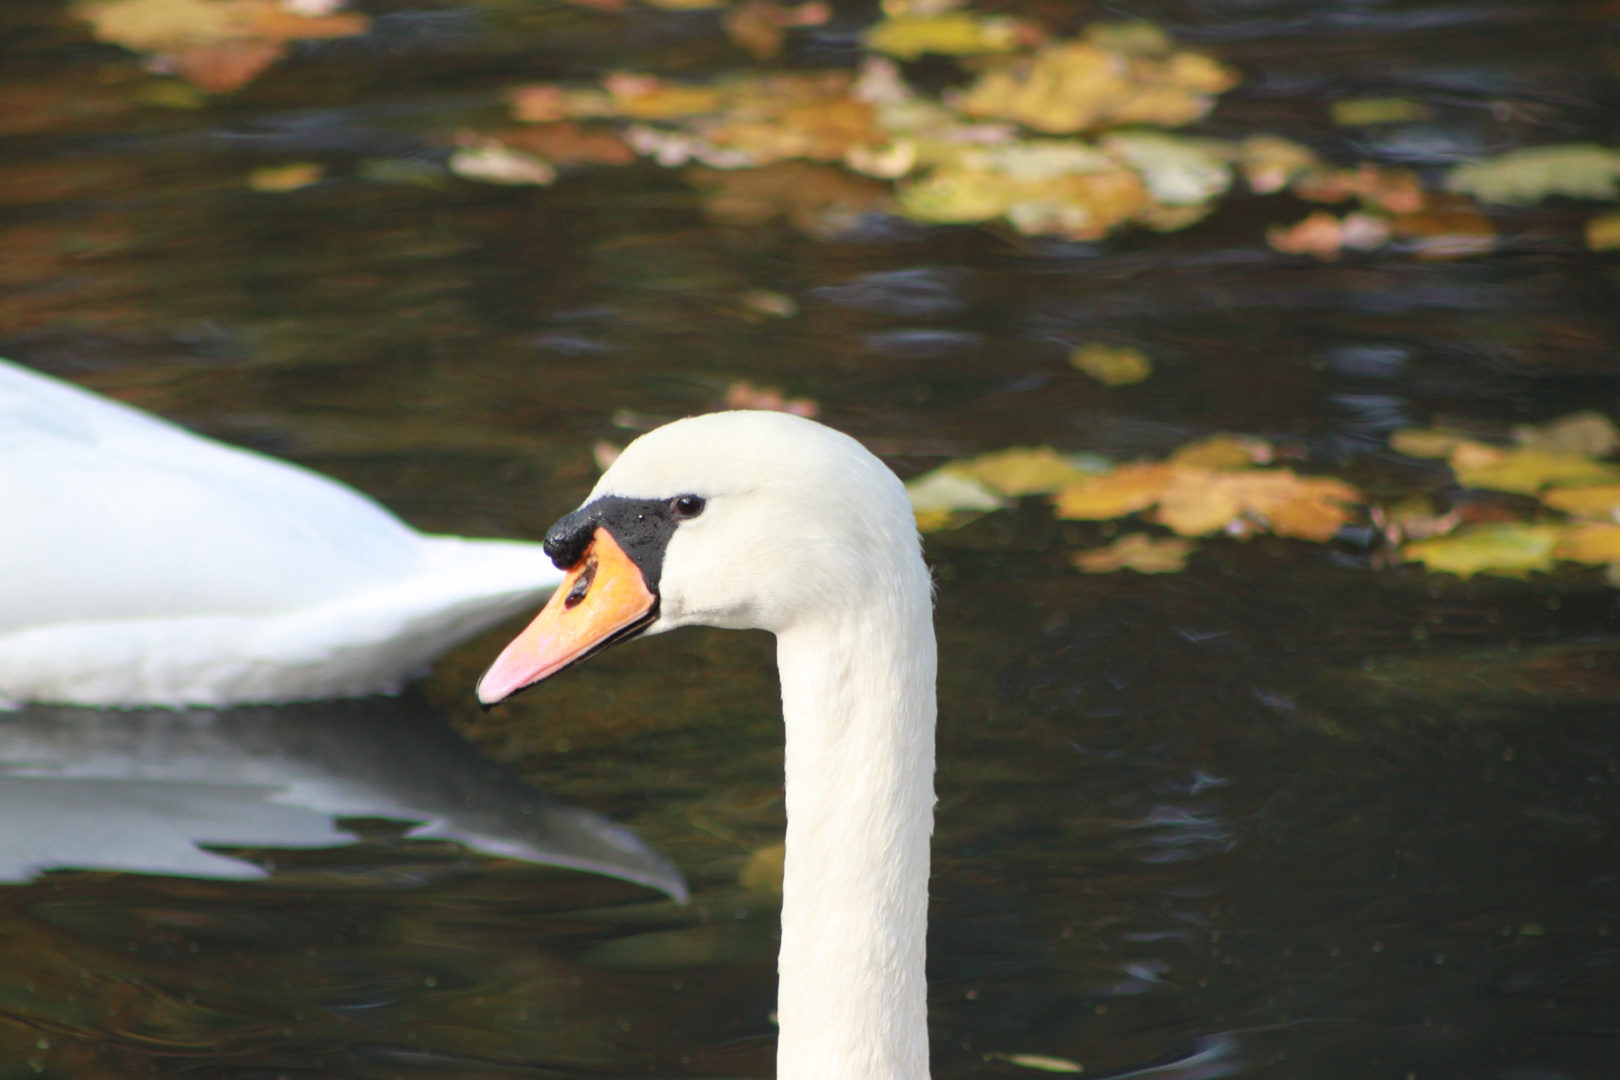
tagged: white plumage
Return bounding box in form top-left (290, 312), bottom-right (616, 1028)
top-left (0, 357), bottom-right (563, 706)
top-left (588, 413), bottom-right (938, 1080)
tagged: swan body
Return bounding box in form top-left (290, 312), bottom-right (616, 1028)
top-left (478, 411), bottom-right (937, 1080)
top-left (0, 358), bottom-right (564, 707)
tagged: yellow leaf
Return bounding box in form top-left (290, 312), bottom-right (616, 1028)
top-left (739, 843), bottom-right (786, 892)
top-left (862, 13), bottom-right (1024, 59)
top-left (1554, 523), bottom-right (1620, 564)
top-left (1447, 144), bottom-right (1620, 205)
top-left (1402, 524), bottom-right (1563, 579)
top-left (1101, 131), bottom-right (1233, 207)
top-left (953, 447), bottom-right (1092, 496)
top-left (448, 142), bottom-right (556, 186)
top-left (1169, 434), bottom-right (1270, 470)
top-left (1238, 134), bottom-right (1320, 194)
top-left (1225, 469), bottom-right (1360, 541)
top-left (1511, 411), bottom-right (1620, 458)
top-left (1452, 448), bottom-right (1620, 495)
top-left (1541, 485), bottom-right (1620, 520)
top-left (985, 1052), bottom-right (1085, 1073)
top-left (1587, 211), bottom-right (1620, 251)
top-left (1389, 427), bottom-right (1475, 459)
top-left (956, 38), bottom-right (1237, 135)
top-left (1073, 533), bottom-right (1192, 574)
top-left (906, 468), bottom-right (1005, 514)
top-left (1051, 464), bottom-right (1172, 520)
top-left (1155, 467), bottom-right (1242, 535)
top-left (1330, 97), bottom-right (1427, 126)
top-left (1069, 343), bottom-right (1151, 386)
top-left (75, 0), bottom-right (365, 51)
top-left (247, 162), bottom-right (321, 192)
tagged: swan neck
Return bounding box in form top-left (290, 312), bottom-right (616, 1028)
top-left (774, 599), bottom-right (936, 1080)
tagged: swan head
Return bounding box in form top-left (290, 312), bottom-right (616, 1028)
top-left (477, 410), bottom-right (926, 706)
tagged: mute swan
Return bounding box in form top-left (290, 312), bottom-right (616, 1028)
top-left (0, 357), bottom-right (564, 707)
top-left (477, 411), bottom-right (937, 1080)
top-left (0, 696), bottom-right (684, 896)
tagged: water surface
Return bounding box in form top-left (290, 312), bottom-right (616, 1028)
top-left (2, 0), bottom-right (1619, 1076)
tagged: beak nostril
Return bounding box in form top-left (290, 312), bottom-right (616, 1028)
top-left (564, 557), bottom-right (597, 610)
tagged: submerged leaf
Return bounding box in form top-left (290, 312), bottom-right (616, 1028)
top-left (1073, 533), bottom-right (1193, 574)
top-left (1403, 524), bottom-right (1562, 579)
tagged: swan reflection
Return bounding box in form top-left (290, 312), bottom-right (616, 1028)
top-left (0, 695), bottom-right (685, 899)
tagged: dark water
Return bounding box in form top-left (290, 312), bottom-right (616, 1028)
top-left (4, 0), bottom-right (1620, 1076)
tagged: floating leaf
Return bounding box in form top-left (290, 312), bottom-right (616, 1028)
top-left (1101, 131), bottom-right (1232, 206)
top-left (1330, 97), bottom-right (1427, 126)
top-left (1169, 434), bottom-right (1271, 470)
top-left (1052, 464), bottom-right (1173, 520)
top-left (1390, 427), bottom-right (1475, 459)
top-left (1511, 411), bottom-right (1620, 458)
top-left (1554, 523), bottom-right (1620, 565)
top-left (1452, 448), bottom-right (1620, 495)
top-left (1268, 210), bottom-right (1391, 260)
top-left (74, 0), bottom-right (367, 92)
top-left (1403, 524), bottom-right (1562, 579)
top-left (952, 447), bottom-right (1092, 496)
top-left (863, 13), bottom-right (1026, 59)
top-left (1587, 212), bottom-right (1620, 251)
top-left (448, 141), bottom-right (556, 186)
top-left (985, 1052), bottom-right (1085, 1073)
top-left (1154, 467), bottom-right (1243, 535)
top-left (723, 380), bottom-right (818, 416)
top-left (1069, 343), bottom-right (1151, 385)
top-left (897, 163), bottom-right (1147, 239)
top-left (1154, 467), bottom-right (1360, 539)
top-left (1223, 469), bottom-right (1361, 541)
top-left (247, 162), bottom-right (321, 192)
top-left (1074, 532), bottom-right (1193, 574)
top-left (1447, 144), bottom-right (1620, 205)
top-left (906, 468), bottom-right (1005, 516)
top-left (955, 37), bottom-right (1237, 135)
top-left (1540, 485), bottom-right (1620, 521)
top-left (1393, 203), bottom-right (1496, 259)
top-left (1237, 134), bottom-right (1320, 194)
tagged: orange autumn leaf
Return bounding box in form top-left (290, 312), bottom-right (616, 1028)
top-left (1051, 464), bottom-right (1173, 520)
top-left (1073, 533), bottom-right (1194, 574)
top-left (1554, 523), bottom-right (1620, 564)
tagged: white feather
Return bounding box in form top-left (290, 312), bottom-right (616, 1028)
top-left (598, 412), bottom-right (937, 1080)
top-left (0, 358), bottom-right (563, 706)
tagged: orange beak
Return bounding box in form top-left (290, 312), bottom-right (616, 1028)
top-left (476, 527), bottom-right (658, 706)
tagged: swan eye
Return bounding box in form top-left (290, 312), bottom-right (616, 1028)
top-left (673, 495), bottom-right (705, 519)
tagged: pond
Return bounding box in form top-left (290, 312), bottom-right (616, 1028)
top-left (3, 0), bottom-right (1619, 1076)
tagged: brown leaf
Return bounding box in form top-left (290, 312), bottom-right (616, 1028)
top-left (686, 161), bottom-right (891, 237)
top-left (493, 122), bottom-right (636, 166)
